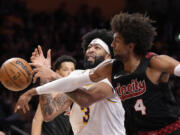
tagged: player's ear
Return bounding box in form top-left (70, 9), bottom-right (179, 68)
top-left (105, 53), bottom-right (111, 59)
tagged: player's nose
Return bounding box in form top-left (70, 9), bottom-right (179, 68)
top-left (88, 46), bottom-right (96, 52)
top-left (111, 41), bottom-right (115, 48)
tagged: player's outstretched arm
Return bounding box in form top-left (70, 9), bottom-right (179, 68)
top-left (36, 59), bottom-right (113, 94)
top-left (18, 60), bottom-right (113, 96)
top-left (14, 60), bottom-right (113, 112)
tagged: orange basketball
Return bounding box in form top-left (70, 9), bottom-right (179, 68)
top-left (0, 58), bottom-right (33, 91)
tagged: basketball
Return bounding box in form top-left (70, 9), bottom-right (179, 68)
top-left (0, 58), bottom-right (33, 91)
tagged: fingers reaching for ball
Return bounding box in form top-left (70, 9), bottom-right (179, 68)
top-left (30, 45), bottom-right (51, 68)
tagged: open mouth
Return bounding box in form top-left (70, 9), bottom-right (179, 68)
top-left (88, 56), bottom-right (94, 61)
top-left (87, 56), bottom-right (95, 61)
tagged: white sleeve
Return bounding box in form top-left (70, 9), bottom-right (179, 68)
top-left (174, 64), bottom-right (180, 77)
top-left (36, 70), bottom-right (93, 95)
top-left (69, 70), bottom-right (85, 77)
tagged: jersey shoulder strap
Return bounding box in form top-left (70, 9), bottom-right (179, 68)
top-left (145, 52), bottom-right (157, 59)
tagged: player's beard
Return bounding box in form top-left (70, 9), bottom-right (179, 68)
top-left (83, 55), bottom-right (105, 69)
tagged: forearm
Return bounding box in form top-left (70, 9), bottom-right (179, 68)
top-left (66, 81), bottom-right (114, 107)
top-left (39, 93), bottom-right (72, 122)
top-left (40, 72), bottom-right (61, 84)
top-left (36, 70), bottom-right (93, 94)
top-left (66, 89), bottom-right (93, 107)
top-left (31, 104), bottom-right (43, 135)
top-left (36, 61), bottom-right (112, 95)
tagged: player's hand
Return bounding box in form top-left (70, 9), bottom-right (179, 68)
top-left (14, 88), bottom-right (36, 113)
top-left (30, 45), bottom-right (51, 68)
top-left (30, 63), bottom-right (60, 83)
top-left (15, 92), bottom-right (32, 113)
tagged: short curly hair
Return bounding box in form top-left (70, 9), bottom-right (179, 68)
top-left (53, 55), bottom-right (76, 71)
top-left (81, 29), bottom-right (113, 56)
top-left (111, 12), bottom-right (157, 56)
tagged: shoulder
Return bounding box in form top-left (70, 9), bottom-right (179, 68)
top-left (149, 54), bottom-right (179, 74)
top-left (150, 54), bottom-right (175, 64)
top-left (145, 52), bottom-right (157, 59)
top-left (145, 52), bottom-right (176, 62)
top-left (145, 52), bottom-right (169, 66)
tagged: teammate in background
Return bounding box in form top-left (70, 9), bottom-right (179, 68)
top-left (16, 29), bottom-right (126, 135)
top-left (31, 55), bottom-right (76, 135)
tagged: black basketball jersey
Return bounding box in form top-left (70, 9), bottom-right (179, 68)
top-left (111, 52), bottom-right (180, 134)
top-left (42, 113), bottom-right (73, 135)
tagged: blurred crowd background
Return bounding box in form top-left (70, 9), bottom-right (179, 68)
top-left (0, 0), bottom-right (180, 134)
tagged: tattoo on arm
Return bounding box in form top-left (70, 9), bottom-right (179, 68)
top-left (40, 94), bottom-right (70, 116)
top-left (40, 95), bottom-right (54, 116)
top-left (54, 94), bottom-right (69, 111)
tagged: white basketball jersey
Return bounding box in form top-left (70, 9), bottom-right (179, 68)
top-left (70, 103), bottom-right (95, 135)
top-left (69, 70), bottom-right (125, 135)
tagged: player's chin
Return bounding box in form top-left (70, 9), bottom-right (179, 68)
top-left (114, 55), bottom-right (123, 61)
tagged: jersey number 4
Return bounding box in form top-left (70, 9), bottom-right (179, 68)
top-left (134, 99), bottom-right (146, 115)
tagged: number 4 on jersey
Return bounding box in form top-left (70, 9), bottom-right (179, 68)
top-left (134, 99), bottom-right (146, 115)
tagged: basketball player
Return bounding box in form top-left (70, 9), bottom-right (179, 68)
top-left (15, 13), bottom-right (180, 135)
top-left (67, 29), bottom-right (125, 135)
top-left (15, 29), bottom-right (126, 135)
top-left (31, 55), bottom-right (75, 135)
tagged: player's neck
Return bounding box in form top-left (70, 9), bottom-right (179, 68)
top-left (123, 54), bottom-right (142, 74)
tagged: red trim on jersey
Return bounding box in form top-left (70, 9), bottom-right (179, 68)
top-left (138, 118), bottom-right (180, 135)
top-left (145, 52), bottom-right (157, 59)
